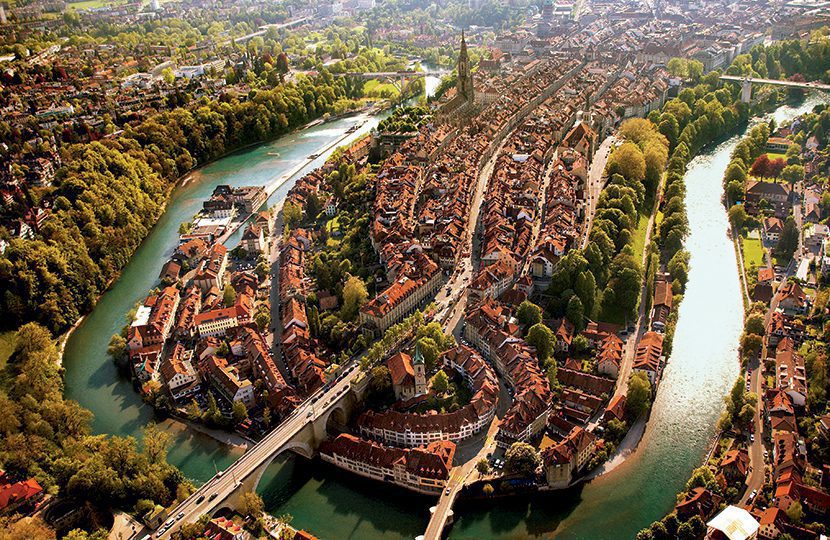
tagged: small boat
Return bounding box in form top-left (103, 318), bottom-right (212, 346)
top-left (267, 152), bottom-right (281, 157)
top-left (308, 153), bottom-right (320, 159)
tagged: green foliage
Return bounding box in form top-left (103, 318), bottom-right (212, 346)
top-left (238, 491), bottom-right (264, 518)
top-left (516, 300), bottom-right (543, 327)
top-left (526, 323), bottom-right (555, 363)
top-left (606, 141), bottom-right (646, 184)
top-left (626, 372), bottom-right (652, 419)
top-left (503, 442), bottom-right (540, 476)
top-left (341, 275), bottom-right (369, 322)
top-left (223, 284), bottom-right (237, 308)
top-left (431, 370), bottom-right (449, 394)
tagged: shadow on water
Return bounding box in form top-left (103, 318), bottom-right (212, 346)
top-left (449, 486), bottom-right (584, 540)
top-left (258, 457), bottom-right (429, 540)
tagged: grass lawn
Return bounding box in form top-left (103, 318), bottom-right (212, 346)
top-left (363, 80), bottom-right (400, 98)
top-left (741, 235), bottom-right (765, 271)
top-left (596, 212), bottom-right (650, 326)
top-left (764, 152), bottom-right (787, 161)
top-left (631, 212), bottom-right (650, 264)
top-left (67, 0), bottom-right (111, 9)
top-left (655, 210), bottom-right (664, 227)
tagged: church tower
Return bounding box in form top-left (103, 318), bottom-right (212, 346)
top-left (413, 343), bottom-right (427, 396)
top-left (457, 30), bottom-right (475, 104)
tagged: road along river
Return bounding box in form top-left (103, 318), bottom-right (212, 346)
top-left (446, 95), bottom-right (826, 540)
top-left (63, 79), bottom-right (820, 538)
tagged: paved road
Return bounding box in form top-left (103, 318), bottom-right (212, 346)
top-left (156, 370), bottom-right (359, 539)
top-left (611, 172), bottom-right (665, 400)
top-left (423, 419), bottom-right (500, 540)
top-left (580, 136), bottom-right (616, 250)
top-left (740, 351), bottom-right (765, 506)
top-left (739, 275), bottom-right (785, 505)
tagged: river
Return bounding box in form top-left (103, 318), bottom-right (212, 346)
top-left (61, 79), bottom-right (820, 538)
top-left (445, 96), bottom-right (826, 539)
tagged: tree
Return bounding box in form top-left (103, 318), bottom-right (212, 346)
top-left (775, 216), bottom-right (799, 260)
top-left (566, 295), bottom-right (585, 331)
top-left (341, 275), bottom-right (368, 322)
top-left (785, 500), bottom-right (804, 524)
top-left (0, 516), bottom-right (55, 540)
top-left (223, 284), bottom-right (237, 307)
top-left (685, 465), bottom-right (718, 492)
top-left (545, 360), bottom-right (558, 390)
top-left (369, 366), bottom-right (392, 395)
top-left (749, 154), bottom-right (772, 177)
top-left (417, 337), bottom-right (440, 372)
top-left (232, 401), bottom-right (248, 424)
top-left (255, 311), bottom-right (270, 331)
top-left (607, 142), bottom-right (646, 183)
top-left (161, 67), bottom-right (175, 85)
top-left (526, 323), bottom-right (556, 363)
top-left (476, 459), bottom-right (490, 474)
top-left (626, 372), bottom-right (652, 419)
top-left (238, 491), bottom-right (264, 518)
top-left (570, 334), bottom-right (589, 354)
top-left (283, 201), bottom-right (302, 228)
top-left (516, 300), bottom-right (543, 327)
top-left (728, 204), bottom-right (748, 231)
top-left (503, 442), bottom-right (541, 476)
top-left (107, 334), bottom-right (127, 363)
top-left (142, 423), bottom-right (171, 465)
top-left (724, 162), bottom-right (747, 185)
top-left (738, 403), bottom-right (755, 426)
top-left (741, 333), bottom-right (763, 358)
top-left (276, 52), bottom-right (290, 75)
top-left (431, 370), bottom-right (449, 394)
top-left (605, 418), bottom-right (628, 443)
top-left (745, 313), bottom-right (765, 336)
top-left (781, 164), bottom-right (805, 184)
top-left (482, 483), bottom-right (494, 496)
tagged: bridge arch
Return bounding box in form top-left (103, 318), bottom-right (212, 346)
top-left (248, 439), bottom-right (315, 497)
top-left (321, 401), bottom-right (349, 435)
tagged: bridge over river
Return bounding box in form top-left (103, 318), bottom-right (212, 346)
top-left (720, 75), bottom-right (830, 102)
top-left (157, 366), bottom-right (365, 538)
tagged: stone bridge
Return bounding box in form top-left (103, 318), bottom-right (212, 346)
top-left (157, 371), bottom-right (367, 538)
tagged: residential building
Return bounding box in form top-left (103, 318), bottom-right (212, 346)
top-left (541, 427), bottom-right (597, 488)
top-left (319, 434), bottom-right (455, 495)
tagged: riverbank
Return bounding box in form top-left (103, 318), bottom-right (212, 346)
top-left (55, 106), bottom-right (376, 370)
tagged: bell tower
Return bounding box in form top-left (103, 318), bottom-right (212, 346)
top-left (413, 343), bottom-right (427, 396)
top-left (457, 30), bottom-right (475, 104)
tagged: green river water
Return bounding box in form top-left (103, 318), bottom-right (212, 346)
top-left (61, 95), bottom-right (823, 539)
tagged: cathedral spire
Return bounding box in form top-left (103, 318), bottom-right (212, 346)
top-left (457, 30), bottom-right (474, 103)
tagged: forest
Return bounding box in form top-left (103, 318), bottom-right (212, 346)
top-left (0, 70), bottom-right (364, 334)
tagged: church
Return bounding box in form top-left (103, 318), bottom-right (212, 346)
top-left (386, 346), bottom-right (428, 401)
top-left (436, 31), bottom-right (478, 124)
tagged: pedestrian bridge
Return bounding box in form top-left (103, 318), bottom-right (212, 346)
top-left (156, 368), bottom-right (367, 539)
top-left (719, 75), bottom-right (830, 102)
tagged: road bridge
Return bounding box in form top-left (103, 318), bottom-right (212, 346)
top-left (156, 369), bottom-right (367, 538)
top-left (334, 70), bottom-right (444, 95)
top-left (719, 75), bottom-right (830, 103)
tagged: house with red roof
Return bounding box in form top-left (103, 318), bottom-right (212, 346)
top-left (632, 332), bottom-right (664, 386)
top-left (541, 427), bottom-right (597, 488)
top-left (319, 434), bottom-right (455, 495)
top-left (0, 471), bottom-right (43, 516)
